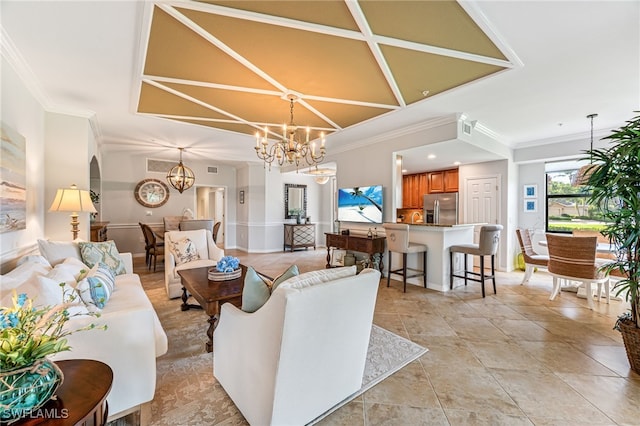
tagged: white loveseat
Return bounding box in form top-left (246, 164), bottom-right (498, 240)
top-left (0, 249), bottom-right (168, 421)
top-left (213, 267), bottom-right (380, 425)
top-left (164, 229), bottom-right (224, 298)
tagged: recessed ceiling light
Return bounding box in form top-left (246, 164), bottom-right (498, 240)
top-left (401, 169), bottom-right (408, 173)
top-left (428, 154), bottom-right (436, 159)
top-left (454, 161), bottom-right (461, 166)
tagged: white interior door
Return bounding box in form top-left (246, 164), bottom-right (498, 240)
top-left (465, 176), bottom-right (499, 265)
top-left (196, 186), bottom-right (226, 246)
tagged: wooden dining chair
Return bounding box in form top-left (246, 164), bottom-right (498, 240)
top-left (546, 233), bottom-right (610, 309)
top-left (140, 223), bottom-right (165, 272)
top-left (212, 221), bottom-right (221, 243)
top-left (515, 228), bottom-right (549, 284)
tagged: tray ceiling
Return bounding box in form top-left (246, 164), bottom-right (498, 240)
top-left (138, 0), bottom-right (512, 142)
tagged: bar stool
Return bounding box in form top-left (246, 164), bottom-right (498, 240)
top-left (383, 223), bottom-right (428, 293)
top-left (449, 224), bottom-right (503, 297)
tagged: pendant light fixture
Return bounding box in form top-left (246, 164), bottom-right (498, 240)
top-left (166, 148), bottom-right (195, 193)
top-left (575, 113), bottom-right (598, 186)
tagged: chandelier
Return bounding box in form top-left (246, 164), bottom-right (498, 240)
top-left (167, 148), bottom-right (195, 193)
top-left (255, 95), bottom-right (326, 171)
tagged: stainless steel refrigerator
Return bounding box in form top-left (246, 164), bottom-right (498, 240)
top-left (423, 193), bottom-right (459, 225)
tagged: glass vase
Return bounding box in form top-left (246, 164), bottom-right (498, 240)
top-left (0, 359), bottom-right (64, 423)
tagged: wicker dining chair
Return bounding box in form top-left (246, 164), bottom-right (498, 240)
top-left (546, 233), bottom-right (610, 309)
top-left (515, 228), bottom-right (549, 284)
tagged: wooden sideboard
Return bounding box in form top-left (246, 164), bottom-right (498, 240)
top-left (325, 233), bottom-right (385, 272)
top-left (284, 223), bottom-right (316, 252)
top-left (90, 222), bottom-right (109, 242)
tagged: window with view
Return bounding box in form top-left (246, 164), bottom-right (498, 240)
top-left (545, 160), bottom-right (616, 233)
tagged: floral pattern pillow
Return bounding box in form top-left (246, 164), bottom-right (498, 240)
top-left (170, 238), bottom-right (200, 265)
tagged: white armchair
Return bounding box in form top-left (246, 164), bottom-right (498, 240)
top-left (214, 267), bottom-right (381, 425)
top-left (164, 229), bottom-right (224, 298)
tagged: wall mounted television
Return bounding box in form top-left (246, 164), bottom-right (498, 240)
top-left (337, 185), bottom-right (383, 223)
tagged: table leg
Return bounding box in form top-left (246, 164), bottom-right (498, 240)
top-left (181, 286), bottom-right (203, 311)
top-left (181, 287), bottom-right (189, 311)
top-left (206, 314), bottom-right (217, 353)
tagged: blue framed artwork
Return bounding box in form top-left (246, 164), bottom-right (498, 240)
top-left (524, 199), bottom-right (537, 213)
top-left (523, 184), bottom-right (537, 199)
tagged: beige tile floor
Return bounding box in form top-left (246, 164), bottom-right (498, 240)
top-left (141, 248), bottom-right (640, 425)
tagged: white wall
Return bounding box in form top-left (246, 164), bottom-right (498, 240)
top-left (44, 112), bottom-right (94, 241)
top-left (0, 56), bottom-right (46, 268)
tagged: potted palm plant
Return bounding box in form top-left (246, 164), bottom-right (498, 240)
top-left (584, 113), bottom-right (640, 373)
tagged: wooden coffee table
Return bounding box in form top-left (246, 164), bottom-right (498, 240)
top-left (178, 265), bottom-right (247, 353)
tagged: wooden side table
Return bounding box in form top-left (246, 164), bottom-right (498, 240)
top-left (14, 359), bottom-right (113, 426)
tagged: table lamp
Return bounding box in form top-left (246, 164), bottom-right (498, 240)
top-left (49, 184), bottom-right (97, 240)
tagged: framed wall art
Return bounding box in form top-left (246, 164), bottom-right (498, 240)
top-left (0, 123), bottom-right (27, 233)
top-left (523, 199), bottom-right (538, 213)
top-left (523, 184), bottom-right (537, 199)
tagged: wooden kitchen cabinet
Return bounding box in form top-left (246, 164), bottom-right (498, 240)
top-left (428, 168), bottom-right (458, 194)
top-left (403, 168), bottom-right (458, 206)
top-left (428, 171), bottom-right (445, 193)
top-left (444, 168), bottom-right (459, 192)
top-left (402, 173), bottom-right (427, 208)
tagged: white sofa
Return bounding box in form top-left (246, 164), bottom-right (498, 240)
top-left (214, 267), bottom-right (380, 425)
top-left (0, 251), bottom-right (168, 421)
top-left (164, 229), bottom-right (224, 298)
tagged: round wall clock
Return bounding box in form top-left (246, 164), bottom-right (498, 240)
top-left (134, 178), bottom-right (170, 208)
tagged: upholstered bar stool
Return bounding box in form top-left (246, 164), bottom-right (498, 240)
top-left (382, 223), bottom-right (428, 293)
top-left (449, 224), bottom-right (503, 297)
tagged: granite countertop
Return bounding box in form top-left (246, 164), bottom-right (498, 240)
top-left (405, 223), bottom-right (481, 228)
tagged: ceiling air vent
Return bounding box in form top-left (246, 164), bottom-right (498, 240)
top-left (147, 159), bottom-right (176, 173)
top-left (207, 166), bottom-right (218, 174)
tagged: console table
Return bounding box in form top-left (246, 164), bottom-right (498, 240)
top-left (325, 233), bottom-right (385, 272)
top-left (90, 222), bottom-right (109, 242)
top-left (284, 223), bottom-right (316, 252)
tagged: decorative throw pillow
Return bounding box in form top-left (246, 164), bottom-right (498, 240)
top-left (87, 262), bottom-right (116, 293)
top-left (170, 237), bottom-right (200, 265)
top-left (241, 265), bottom-right (299, 313)
top-left (78, 241), bottom-right (126, 276)
top-left (37, 239), bottom-right (82, 266)
top-left (76, 264), bottom-right (114, 310)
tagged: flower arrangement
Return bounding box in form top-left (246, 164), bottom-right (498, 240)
top-left (216, 256), bottom-right (240, 273)
top-left (0, 287), bottom-right (105, 371)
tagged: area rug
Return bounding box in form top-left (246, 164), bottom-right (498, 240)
top-left (146, 324), bottom-right (427, 425)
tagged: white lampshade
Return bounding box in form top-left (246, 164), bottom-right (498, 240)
top-left (49, 184), bottom-right (97, 213)
top-left (49, 184), bottom-right (97, 240)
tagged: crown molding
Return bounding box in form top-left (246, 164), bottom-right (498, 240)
top-left (2, 26), bottom-right (102, 139)
top-left (329, 114), bottom-right (460, 155)
top-left (1, 26), bottom-right (53, 109)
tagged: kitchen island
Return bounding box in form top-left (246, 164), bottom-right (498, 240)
top-left (387, 223), bottom-right (477, 292)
